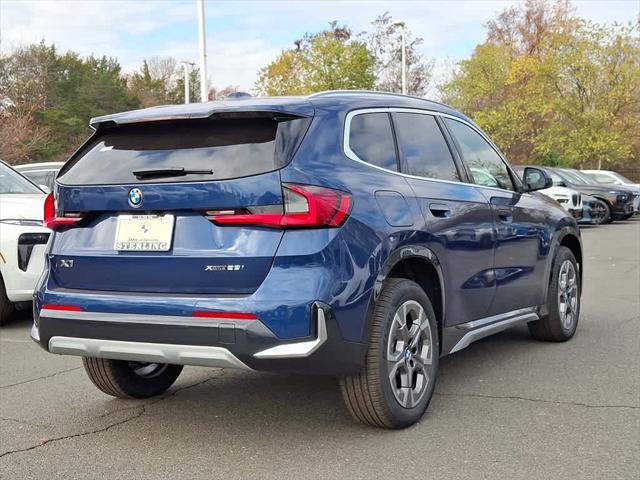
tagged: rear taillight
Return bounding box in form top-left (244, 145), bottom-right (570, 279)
top-left (207, 183), bottom-right (351, 228)
top-left (44, 193), bottom-right (83, 230)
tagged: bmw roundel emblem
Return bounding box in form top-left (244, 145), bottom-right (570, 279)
top-left (128, 188), bottom-right (143, 207)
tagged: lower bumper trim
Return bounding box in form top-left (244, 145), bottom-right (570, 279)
top-left (253, 307), bottom-right (327, 359)
top-left (48, 336), bottom-right (251, 370)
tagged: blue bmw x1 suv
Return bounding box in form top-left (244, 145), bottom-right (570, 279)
top-left (32, 91), bottom-right (582, 428)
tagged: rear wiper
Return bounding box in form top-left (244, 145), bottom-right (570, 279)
top-left (133, 167), bottom-right (214, 179)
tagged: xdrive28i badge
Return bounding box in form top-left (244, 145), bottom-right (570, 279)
top-left (128, 188), bottom-right (143, 208)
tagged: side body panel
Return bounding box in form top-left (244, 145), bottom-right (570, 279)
top-left (403, 178), bottom-right (496, 325)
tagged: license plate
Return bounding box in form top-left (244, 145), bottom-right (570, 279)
top-left (114, 214), bottom-right (175, 251)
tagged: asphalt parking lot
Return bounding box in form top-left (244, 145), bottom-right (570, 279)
top-left (1, 219), bottom-right (638, 479)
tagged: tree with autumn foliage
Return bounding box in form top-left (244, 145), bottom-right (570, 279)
top-left (254, 22), bottom-right (376, 95)
top-left (440, 0), bottom-right (639, 171)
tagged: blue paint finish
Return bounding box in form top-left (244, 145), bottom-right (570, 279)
top-left (374, 191), bottom-right (413, 227)
top-left (37, 92), bottom-right (582, 352)
top-left (57, 171), bottom-right (283, 212)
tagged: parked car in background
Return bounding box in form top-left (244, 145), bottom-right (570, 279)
top-left (32, 92), bottom-right (583, 428)
top-left (555, 168), bottom-right (635, 220)
top-left (581, 169), bottom-right (639, 214)
top-left (15, 162), bottom-right (65, 192)
top-left (544, 167), bottom-right (634, 223)
top-left (513, 166), bottom-right (583, 221)
top-left (0, 161), bottom-right (50, 324)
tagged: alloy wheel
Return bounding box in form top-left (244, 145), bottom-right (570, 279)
top-left (386, 300), bottom-right (434, 409)
top-left (557, 260), bottom-right (578, 330)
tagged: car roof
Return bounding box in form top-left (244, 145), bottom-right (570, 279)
top-left (89, 91), bottom-right (470, 129)
top-left (15, 162), bottom-right (65, 170)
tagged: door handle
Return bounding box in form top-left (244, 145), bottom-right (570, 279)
top-left (429, 203), bottom-right (451, 218)
top-left (496, 208), bottom-right (513, 222)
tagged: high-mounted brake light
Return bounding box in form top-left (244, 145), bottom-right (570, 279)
top-left (207, 184), bottom-right (351, 228)
top-left (44, 193), bottom-right (83, 230)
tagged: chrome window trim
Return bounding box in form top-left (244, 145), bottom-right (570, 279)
top-left (343, 107), bottom-right (522, 194)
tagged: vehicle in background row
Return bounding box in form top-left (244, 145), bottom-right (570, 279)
top-left (0, 161), bottom-right (50, 325)
top-left (15, 162), bottom-right (65, 193)
top-left (32, 92), bottom-right (583, 428)
top-left (555, 168), bottom-right (635, 221)
top-left (527, 166), bottom-right (634, 223)
top-left (513, 166), bottom-right (583, 221)
top-left (581, 170), bottom-right (640, 214)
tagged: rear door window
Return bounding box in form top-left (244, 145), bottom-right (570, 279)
top-left (348, 113), bottom-right (398, 171)
top-left (392, 112), bottom-right (460, 181)
top-left (58, 114), bottom-right (310, 185)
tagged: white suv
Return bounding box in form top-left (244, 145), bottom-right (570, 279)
top-left (0, 161), bottom-right (50, 324)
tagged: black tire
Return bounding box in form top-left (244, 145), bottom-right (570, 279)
top-left (0, 275), bottom-right (14, 326)
top-left (82, 357), bottom-right (183, 398)
top-left (599, 200), bottom-right (613, 224)
top-left (340, 278), bottom-right (439, 429)
top-left (528, 246), bottom-right (580, 342)
top-left (590, 199), bottom-right (609, 225)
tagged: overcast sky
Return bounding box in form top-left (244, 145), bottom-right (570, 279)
top-left (1, 0), bottom-right (638, 96)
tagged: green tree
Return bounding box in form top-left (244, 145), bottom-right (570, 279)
top-left (0, 41), bottom-right (136, 162)
top-left (255, 23), bottom-right (375, 95)
top-left (128, 57), bottom-right (200, 106)
top-left (440, 0), bottom-right (639, 171)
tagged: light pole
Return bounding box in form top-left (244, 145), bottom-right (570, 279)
top-left (180, 61), bottom-right (195, 104)
top-left (393, 22), bottom-right (407, 95)
top-left (197, 0), bottom-right (208, 102)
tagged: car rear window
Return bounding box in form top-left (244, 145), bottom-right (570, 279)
top-left (58, 114), bottom-right (310, 185)
top-left (348, 113), bottom-right (398, 171)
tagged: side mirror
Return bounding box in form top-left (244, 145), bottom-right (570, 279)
top-left (38, 184), bottom-right (51, 194)
top-left (523, 167), bottom-right (553, 192)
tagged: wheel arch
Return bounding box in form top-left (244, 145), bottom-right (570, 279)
top-left (559, 231), bottom-right (583, 286)
top-left (370, 245), bottom-right (445, 348)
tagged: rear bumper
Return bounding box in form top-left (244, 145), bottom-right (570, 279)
top-left (31, 302), bottom-right (366, 375)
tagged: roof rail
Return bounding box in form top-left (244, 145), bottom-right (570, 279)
top-left (308, 90), bottom-right (451, 109)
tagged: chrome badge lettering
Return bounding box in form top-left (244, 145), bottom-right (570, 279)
top-left (205, 265), bottom-right (244, 271)
top-left (58, 259), bottom-right (74, 268)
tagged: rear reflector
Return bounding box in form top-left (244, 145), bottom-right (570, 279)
top-left (44, 193), bottom-right (83, 230)
top-left (192, 311), bottom-right (257, 320)
top-left (207, 183), bottom-right (351, 228)
top-left (42, 304), bottom-right (82, 312)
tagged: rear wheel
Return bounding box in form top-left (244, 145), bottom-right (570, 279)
top-left (529, 246), bottom-right (580, 342)
top-left (0, 275), bottom-right (14, 326)
top-left (340, 278), bottom-right (439, 428)
top-left (82, 357), bottom-right (183, 398)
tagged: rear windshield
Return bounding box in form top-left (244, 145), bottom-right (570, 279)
top-left (58, 114), bottom-right (310, 185)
